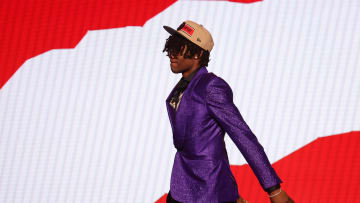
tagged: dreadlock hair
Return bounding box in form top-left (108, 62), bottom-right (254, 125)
top-left (162, 33), bottom-right (211, 68)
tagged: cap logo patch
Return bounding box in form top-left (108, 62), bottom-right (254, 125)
top-left (181, 24), bottom-right (195, 36)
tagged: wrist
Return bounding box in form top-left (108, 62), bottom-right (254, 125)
top-left (265, 184), bottom-right (281, 195)
top-left (268, 188), bottom-right (282, 198)
top-left (269, 188), bottom-right (281, 195)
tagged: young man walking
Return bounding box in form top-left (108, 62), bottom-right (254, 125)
top-left (162, 20), bottom-right (294, 203)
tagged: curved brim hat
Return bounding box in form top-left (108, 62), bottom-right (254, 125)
top-left (163, 20), bottom-right (214, 52)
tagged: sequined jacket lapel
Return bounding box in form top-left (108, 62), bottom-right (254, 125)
top-left (166, 66), bottom-right (208, 151)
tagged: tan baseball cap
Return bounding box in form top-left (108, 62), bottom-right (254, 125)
top-left (163, 20), bottom-right (214, 52)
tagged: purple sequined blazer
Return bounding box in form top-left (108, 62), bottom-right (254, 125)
top-left (166, 66), bottom-right (282, 202)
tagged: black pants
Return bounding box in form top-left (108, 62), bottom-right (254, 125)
top-left (166, 191), bottom-right (236, 203)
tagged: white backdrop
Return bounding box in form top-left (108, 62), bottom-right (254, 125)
top-left (1, 0), bottom-right (359, 202)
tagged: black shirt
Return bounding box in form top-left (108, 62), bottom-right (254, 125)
top-left (169, 68), bottom-right (200, 111)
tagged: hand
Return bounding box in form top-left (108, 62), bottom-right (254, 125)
top-left (269, 188), bottom-right (294, 203)
top-left (236, 195), bottom-right (250, 203)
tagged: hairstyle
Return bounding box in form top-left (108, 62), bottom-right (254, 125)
top-left (162, 33), bottom-right (211, 67)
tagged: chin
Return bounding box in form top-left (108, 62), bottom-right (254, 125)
top-left (170, 66), bottom-right (181, 74)
top-left (170, 69), bottom-right (182, 74)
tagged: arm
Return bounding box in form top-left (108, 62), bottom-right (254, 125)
top-left (205, 76), bottom-right (283, 191)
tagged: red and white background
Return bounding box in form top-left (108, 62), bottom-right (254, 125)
top-left (0, 0), bottom-right (359, 202)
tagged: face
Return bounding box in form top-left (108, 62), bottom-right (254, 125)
top-left (168, 44), bottom-right (199, 77)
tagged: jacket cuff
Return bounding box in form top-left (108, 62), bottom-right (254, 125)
top-left (265, 184), bottom-right (281, 194)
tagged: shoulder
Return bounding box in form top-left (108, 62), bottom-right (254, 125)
top-left (193, 72), bottom-right (233, 98)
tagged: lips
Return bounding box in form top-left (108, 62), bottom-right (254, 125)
top-left (170, 60), bottom-right (178, 64)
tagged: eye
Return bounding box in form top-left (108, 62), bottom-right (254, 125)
top-left (171, 50), bottom-right (178, 54)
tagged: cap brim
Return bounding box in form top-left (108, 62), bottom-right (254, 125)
top-left (163, 25), bottom-right (178, 35)
top-left (163, 25), bottom-right (203, 50)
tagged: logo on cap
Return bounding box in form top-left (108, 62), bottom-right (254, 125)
top-left (181, 24), bottom-right (195, 36)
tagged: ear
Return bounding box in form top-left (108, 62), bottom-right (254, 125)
top-left (194, 50), bottom-right (203, 60)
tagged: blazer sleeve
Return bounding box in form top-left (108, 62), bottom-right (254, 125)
top-left (205, 76), bottom-right (283, 191)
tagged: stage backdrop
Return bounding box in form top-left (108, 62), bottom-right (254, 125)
top-left (1, 0), bottom-right (359, 202)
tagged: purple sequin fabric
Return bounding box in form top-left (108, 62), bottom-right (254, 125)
top-left (166, 67), bottom-right (282, 202)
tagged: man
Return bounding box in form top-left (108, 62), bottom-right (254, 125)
top-left (162, 20), bottom-right (294, 203)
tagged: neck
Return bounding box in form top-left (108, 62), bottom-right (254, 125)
top-left (182, 64), bottom-right (201, 78)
